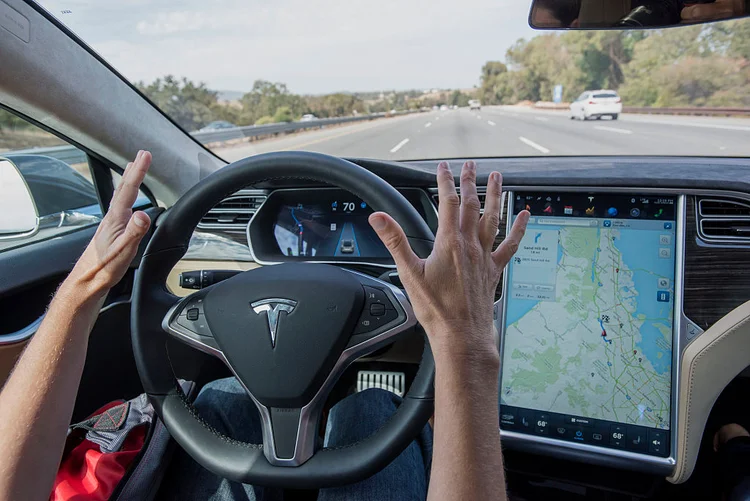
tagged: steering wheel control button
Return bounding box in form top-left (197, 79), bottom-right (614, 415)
top-left (609, 425), bottom-right (627, 448)
top-left (175, 313), bottom-right (211, 337)
top-left (186, 308), bottom-right (200, 321)
top-left (353, 285), bottom-right (402, 336)
top-left (369, 303), bottom-right (387, 316)
top-left (363, 286), bottom-right (390, 306)
top-left (649, 430), bottom-right (668, 456)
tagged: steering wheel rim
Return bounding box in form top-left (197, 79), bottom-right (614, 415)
top-left (131, 151), bottom-right (436, 489)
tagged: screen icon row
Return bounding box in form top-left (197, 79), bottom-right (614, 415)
top-left (500, 406), bottom-right (669, 457)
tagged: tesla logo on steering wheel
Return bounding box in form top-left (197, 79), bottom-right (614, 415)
top-left (250, 298), bottom-right (297, 348)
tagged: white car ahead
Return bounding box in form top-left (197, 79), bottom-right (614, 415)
top-left (570, 90), bottom-right (622, 120)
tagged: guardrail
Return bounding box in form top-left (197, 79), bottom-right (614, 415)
top-left (191, 112), bottom-right (391, 144)
top-left (622, 106), bottom-right (750, 117)
top-left (2, 111), bottom-right (411, 164)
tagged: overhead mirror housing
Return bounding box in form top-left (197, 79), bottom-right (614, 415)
top-left (529, 0), bottom-right (749, 29)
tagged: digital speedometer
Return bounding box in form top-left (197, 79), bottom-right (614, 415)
top-left (246, 188), bottom-right (437, 266)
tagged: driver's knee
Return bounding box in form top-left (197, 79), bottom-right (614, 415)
top-left (193, 377), bottom-right (263, 443)
top-left (324, 389), bottom-right (400, 447)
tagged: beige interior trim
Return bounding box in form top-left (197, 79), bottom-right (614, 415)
top-left (669, 300), bottom-right (750, 483)
top-left (167, 260), bottom-right (260, 297)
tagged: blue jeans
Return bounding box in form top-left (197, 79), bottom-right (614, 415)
top-left (160, 378), bottom-right (432, 500)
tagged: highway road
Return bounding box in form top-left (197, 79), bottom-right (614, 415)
top-left (216, 106), bottom-right (750, 162)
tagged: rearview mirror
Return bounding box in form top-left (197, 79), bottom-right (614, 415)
top-left (0, 158), bottom-right (38, 238)
top-left (529, 0), bottom-right (749, 29)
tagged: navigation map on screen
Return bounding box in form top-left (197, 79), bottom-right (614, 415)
top-left (500, 193), bottom-right (677, 455)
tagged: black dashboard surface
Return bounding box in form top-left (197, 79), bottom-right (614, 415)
top-left (244, 156), bottom-right (750, 192)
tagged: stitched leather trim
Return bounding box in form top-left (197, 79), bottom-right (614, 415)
top-left (669, 307), bottom-right (750, 483)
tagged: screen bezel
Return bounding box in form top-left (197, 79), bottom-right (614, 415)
top-left (497, 189), bottom-right (685, 474)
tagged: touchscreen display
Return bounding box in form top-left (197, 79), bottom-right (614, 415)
top-left (272, 196), bottom-right (390, 259)
top-left (500, 193), bottom-right (677, 457)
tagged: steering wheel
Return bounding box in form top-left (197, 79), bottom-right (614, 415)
top-left (131, 152), bottom-right (436, 489)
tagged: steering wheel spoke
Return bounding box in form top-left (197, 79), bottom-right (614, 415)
top-left (162, 290), bottom-right (222, 357)
top-left (343, 270), bottom-right (417, 354)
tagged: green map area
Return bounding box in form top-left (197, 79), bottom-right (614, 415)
top-left (502, 225), bottom-right (672, 430)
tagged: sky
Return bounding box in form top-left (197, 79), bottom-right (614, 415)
top-left (37, 0), bottom-right (539, 95)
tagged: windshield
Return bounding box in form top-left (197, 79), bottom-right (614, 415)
top-left (33, 1), bottom-right (750, 161)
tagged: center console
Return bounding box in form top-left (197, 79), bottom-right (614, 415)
top-left (498, 190), bottom-right (685, 474)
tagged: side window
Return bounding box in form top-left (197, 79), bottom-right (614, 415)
top-left (576, 92), bottom-right (587, 102)
top-left (0, 109), bottom-right (102, 252)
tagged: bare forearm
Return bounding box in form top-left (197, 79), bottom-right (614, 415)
top-left (0, 279), bottom-right (104, 500)
top-left (427, 348), bottom-right (507, 501)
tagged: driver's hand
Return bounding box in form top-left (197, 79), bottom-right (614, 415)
top-left (682, 0), bottom-right (744, 22)
top-left (68, 150), bottom-right (152, 296)
top-left (369, 161), bottom-right (529, 359)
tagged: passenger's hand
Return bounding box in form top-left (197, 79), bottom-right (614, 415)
top-left (68, 151), bottom-right (152, 296)
top-left (682, 0), bottom-right (744, 22)
top-left (369, 161), bottom-right (529, 360)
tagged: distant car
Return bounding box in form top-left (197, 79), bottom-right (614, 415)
top-left (439, 105), bottom-right (448, 111)
top-left (570, 90), bottom-right (622, 120)
top-left (469, 99), bottom-right (481, 111)
top-left (340, 239), bottom-right (355, 254)
top-left (431, 105), bottom-right (439, 111)
top-left (198, 120), bottom-right (237, 132)
top-left (300, 114), bottom-right (318, 122)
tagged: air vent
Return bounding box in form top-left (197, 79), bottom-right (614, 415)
top-left (696, 196), bottom-right (750, 243)
top-left (699, 199), bottom-right (750, 217)
top-left (700, 219), bottom-right (750, 239)
top-left (198, 190), bottom-right (267, 231)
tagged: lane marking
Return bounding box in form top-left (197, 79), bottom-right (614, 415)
top-left (594, 125), bottom-right (632, 134)
top-left (390, 138), bottom-right (410, 153)
top-left (519, 136), bottom-right (550, 154)
top-left (270, 115), bottom-right (419, 152)
top-left (535, 117), bottom-right (549, 122)
top-left (487, 120), bottom-right (496, 126)
top-left (425, 122), bottom-right (432, 128)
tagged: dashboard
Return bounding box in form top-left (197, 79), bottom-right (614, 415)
top-left (178, 156), bottom-right (750, 490)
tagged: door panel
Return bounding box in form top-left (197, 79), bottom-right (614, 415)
top-left (0, 226), bottom-right (95, 385)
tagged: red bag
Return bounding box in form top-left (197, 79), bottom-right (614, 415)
top-left (51, 401), bottom-right (148, 501)
top-left (51, 382), bottom-right (193, 501)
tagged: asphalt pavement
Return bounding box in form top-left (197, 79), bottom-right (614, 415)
top-left (215, 106), bottom-right (750, 163)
